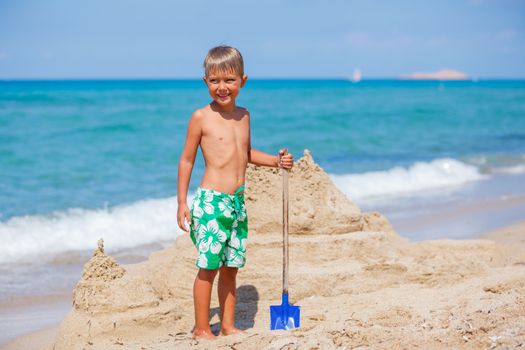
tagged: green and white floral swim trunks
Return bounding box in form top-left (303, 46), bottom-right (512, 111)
top-left (189, 185), bottom-right (248, 270)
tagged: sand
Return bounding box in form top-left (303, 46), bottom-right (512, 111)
top-left (245, 150), bottom-right (362, 235)
top-left (2, 151), bottom-right (524, 350)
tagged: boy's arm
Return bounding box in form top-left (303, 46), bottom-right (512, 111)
top-left (249, 148), bottom-right (279, 167)
top-left (249, 148), bottom-right (294, 168)
top-left (177, 111), bottom-right (202, 232)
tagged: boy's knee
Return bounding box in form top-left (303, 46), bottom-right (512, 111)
top-left (197, 268), bottom-right (219, 281)
top-left (219, 266), bottom-right (239, 276)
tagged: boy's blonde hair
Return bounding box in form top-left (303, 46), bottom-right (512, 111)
top-left (203, 46), bottom-right (244, 77)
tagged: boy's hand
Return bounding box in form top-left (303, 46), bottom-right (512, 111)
top-left (278, 148), bottom-right (294, 169)
top-left (177, 203), bottom-right (190, 232)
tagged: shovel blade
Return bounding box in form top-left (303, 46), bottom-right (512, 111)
top-left (270, 293), bottom-right (300, 330)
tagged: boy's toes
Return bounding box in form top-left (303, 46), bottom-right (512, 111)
top-left (192, 329), bottom-right (217, 340)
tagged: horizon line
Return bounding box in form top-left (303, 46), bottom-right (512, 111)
top-left (2, 76), bottom-right (525, 82)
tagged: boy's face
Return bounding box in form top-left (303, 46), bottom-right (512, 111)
top-left (203, 69), bottom-right (247, 109)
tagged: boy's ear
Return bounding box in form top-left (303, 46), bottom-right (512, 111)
top-left (202, 76), bottom-right (207, 84)
top-left (241, 75), bottom-right (248, 87)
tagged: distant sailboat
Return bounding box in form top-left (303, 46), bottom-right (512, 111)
top-left (352, 68), bottom-right (362, 83)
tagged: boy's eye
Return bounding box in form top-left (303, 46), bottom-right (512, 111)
top-left (226, 79), bottom-right (235, 83)
top-left (210, 79), bottom-right (217, 83)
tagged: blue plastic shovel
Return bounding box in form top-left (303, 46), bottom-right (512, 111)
top-left (270, 167), bottom-right (300, 330)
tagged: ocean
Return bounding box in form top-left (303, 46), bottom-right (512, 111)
top-left (1, 79), bottom-right (525, 312)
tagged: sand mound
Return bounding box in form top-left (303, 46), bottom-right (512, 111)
top-left (361, 211), bottom-right (395, 233)
top-left (50, 152), bottom-right (525, 349)
top-left (53, 229), bottom-right (525, 349)
top-left (72, 239), bottom-right (161, 315)
top-left (246, 149), bottom-right (362, 234)
top-left (76, 239), bottom-right (125, 283)
top-left (72, 239), bottom-right (126, 312)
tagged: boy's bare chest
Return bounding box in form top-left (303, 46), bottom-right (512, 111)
top-left (202, 119), bottom-right (249, 147)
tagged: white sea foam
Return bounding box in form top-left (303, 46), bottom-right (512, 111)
top-left (330, 158), bottom-right (487, 200)
top-left (0, 157), bottom-right (500, 264)
top-left (0, 196), bottom-right (189, 264)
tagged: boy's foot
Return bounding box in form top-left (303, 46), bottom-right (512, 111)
top-left (220, 327), bottom-right (246, 336)
top-left (192, 329), bottom-right (217, 340)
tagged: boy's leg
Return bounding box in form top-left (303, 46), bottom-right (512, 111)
top-left (193, 268), bottom-right (219, 339)
top-left (218, 266), bottom-right (244, 335)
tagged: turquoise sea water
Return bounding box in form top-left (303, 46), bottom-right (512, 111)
top-left (2, 79), bottom-right (525, 221)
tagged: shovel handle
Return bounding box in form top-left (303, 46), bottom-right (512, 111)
top-left (282, 166), bottom-right (289, 294)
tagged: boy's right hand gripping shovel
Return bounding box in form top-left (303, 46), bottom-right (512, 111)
top-left (270, 161), bottom-right (300, 330)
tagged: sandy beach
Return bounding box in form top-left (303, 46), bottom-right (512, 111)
top-left (2, 151), bottom-right (524, 350)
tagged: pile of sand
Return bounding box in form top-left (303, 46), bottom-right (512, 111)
top-left (73, 239), bottom-right (126, 313)
top-left (48, 151), bottom-right (525, 349)
top-left (246, 149), bottom-right (363, 234)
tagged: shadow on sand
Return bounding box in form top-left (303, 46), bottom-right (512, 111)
top-left (210, 284), bottom-right (259, 334)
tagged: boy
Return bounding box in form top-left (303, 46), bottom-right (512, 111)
top-left (176, 46), bottom-right (294, 339)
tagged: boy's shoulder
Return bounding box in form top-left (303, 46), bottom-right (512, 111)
top-left (190, 105), bottom-right (210, 120)
top-left (233, 105), bottom-right (250, 118)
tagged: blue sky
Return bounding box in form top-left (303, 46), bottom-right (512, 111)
top-left (0, 0), bottom-right (524, 79)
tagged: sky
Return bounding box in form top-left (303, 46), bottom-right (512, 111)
top-left (0, 0), bottom-right (524, 79)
